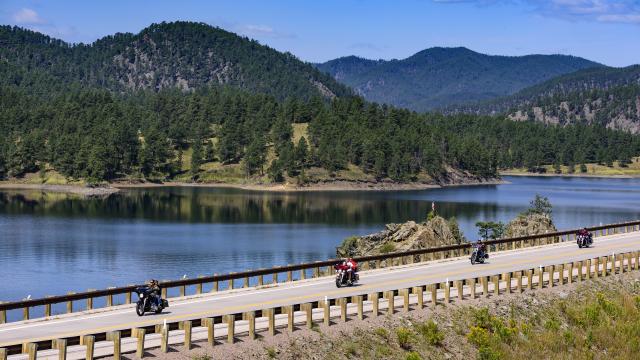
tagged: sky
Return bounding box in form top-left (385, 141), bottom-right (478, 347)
top-left (1, 0), bottom-right (639, 67)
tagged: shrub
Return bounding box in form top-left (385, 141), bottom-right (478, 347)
top-left (374, 327), bottom-right (389, 338)
top-left (416, 320), bottom-right (445, 346)
top-left (265, 347), bottom-right (277, 359)
top-left (467, 326), bottom-right (491, 348)
top-left (379, 243), bottom-right (396, 254)
top-left (406, 351), bottom-right (422, 360)
top-left (396, 327), bottom-right (414, 350)
top-left (191, 355), bottom-right (211, 360)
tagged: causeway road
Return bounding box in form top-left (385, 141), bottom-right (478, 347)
top-left (1, 231), bottom-right (639, 346)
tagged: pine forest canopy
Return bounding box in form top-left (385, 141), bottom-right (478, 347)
top-left (1, 22), bottom-right (640, 183)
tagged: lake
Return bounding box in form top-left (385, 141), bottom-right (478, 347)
top-left (2, 176), bottom-right (640, 305)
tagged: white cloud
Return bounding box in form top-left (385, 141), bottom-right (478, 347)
top-left (12, 8), bottom-right (46, 25)
top-left (431, 0), bottom-right (640, 24)
top-left (237, 24), bottom-right (296, 39)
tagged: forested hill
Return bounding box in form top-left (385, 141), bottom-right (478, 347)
top-left (450, 65), bottom-right (640, 133)
top-left (315, 47), bottom-right (601, 111)
top-left (0, 22), bottom-right (350, 100)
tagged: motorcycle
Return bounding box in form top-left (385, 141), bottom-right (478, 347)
top-left (334, 264), bottom-right (359, 288)
top-left (135, 285), bottom-right (169, 316)
top-left (577, 233), bottom-right (593, 248)
top-left (470, 244), bottom-right (489, 265)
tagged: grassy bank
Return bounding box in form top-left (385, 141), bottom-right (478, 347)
top-left (502, 157), bottom-right (640, 177)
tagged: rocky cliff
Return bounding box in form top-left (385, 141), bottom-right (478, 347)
top-left (336, 216), bottom-right (465, 258)
top-left (504, 213), bottom-right (557, 238)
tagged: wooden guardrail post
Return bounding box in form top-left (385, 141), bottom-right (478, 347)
top-left (402, 289), bottom-right (410, 311)
top-left (526, 270), bottom-right (533, 290)
top-left (0, 348), bottom-right (7, 360)
top-left (87, 290), bottom-right (95, 310)
top-left (322, 301), bottom-right (331, 326)
top-left (84, 335), bottom-right (95, 359)
top-left (246, 311), bottom-right (256, 340)
top-left (106, 331), bottom-right (121, 359)
top-left (300, 268), bottom-right (307, 280)
top-left (225, 314), bottom-right (235, 343)
top-left (258, 273), bottom-right (264, 286)
top-left (634, 251), bottom-right (639, 270)
top-left (213, 274), bottom-right (219, 292)
top-left (267, 308), bottom-right (276, 336)
top-left (456, 281), bottom-right (464, 300)
top-left (516, 272), bottom-right (522, 293)
top-left (340, 298), bottom-right (348, 321)
top-left (370, 292), bottom-right (380, 315)
top-left (23, 306), bottom-right (29, 320)
top-left (593, 258), bottom-right (599, 278)
top-left (413, 286), bottom-right (424, 308)
top-left (136, 329), bottom-right (146, 358)
top-left (184, 320), bottom-right (192, 350)
top-left (468, 279), bottom-right (476, 299)
top-left (536, 267), bottom-right (544, 289)
top-left (287, 267), bottom-right (293, 282)
top-left (602, 256), bottom-right (608, 277)
top-left (55, 339), bottom-right (67, 360)
top-left (567, 263), bottom-right (573, 284)
top-left (286, 306), bottom-right (294, 332)
top-left (481, 276), bottom-right (489, 297)
top-left (430, 284), bottom-right (438, 306)
top-left (202, 317), bottom-right (215, 346)
top-left (196, 276), bottom-right (204, 294)
top-left (493, 276), bottom-right (500, 296)
top-left (160, 324), bottom-right (169, 353)
top-left (304, 303), bottom-right (313, 328)
top-left (444, 282), bottom-right (451, 304)
top-left (356, 295), bottom-right (364, 320)
top-left (577, 261), bottom-right (583, 281)
top-left (26, 343), bottom-right (37, 360)
top-left (504, 273), bottom-right (511, 294)
top-left (229, 273), bottom-right (236, 290)
top-left (273, 271), bottom-right (279, 284)
top-left (386, 291), bottom-right (395, 314)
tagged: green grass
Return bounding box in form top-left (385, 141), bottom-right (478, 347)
top-left (502, 157), bottom-right (640, 177)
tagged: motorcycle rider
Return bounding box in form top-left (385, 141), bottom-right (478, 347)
top-left (475, 239), bottom-right (487, 259)
top-left (577, 228), bottom-right (590, 237)
top-left (346, 257), bottom-right (358, 283)
top-left (147, 279), bottom-right (161, 308)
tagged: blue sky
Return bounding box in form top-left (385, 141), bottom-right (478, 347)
top-left (1, 0), bottom-right (639, 67)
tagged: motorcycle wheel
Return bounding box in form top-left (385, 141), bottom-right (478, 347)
top-left (136, 302), bottom-right (145, 317)
top-left (335, 278), bottom-right (342, 288)
top-left (470, 257), bottom-right (476, 265)
top-left (154, 306), bottom-right (163, 314)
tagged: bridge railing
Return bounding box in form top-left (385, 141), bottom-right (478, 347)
top-left (2, 249), bottom-right (639, 357)
top-left (1, 219), bottom-right (639, 324)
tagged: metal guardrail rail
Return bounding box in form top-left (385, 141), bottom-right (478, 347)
top-left (1, 219), bottom-right (639, 323)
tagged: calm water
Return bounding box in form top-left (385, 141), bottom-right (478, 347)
top-left (2, 176), bottom-right (640, 305)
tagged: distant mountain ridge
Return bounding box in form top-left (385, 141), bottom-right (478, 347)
top-left (451, 65), bottom-right (640, 133)
top-left (0, 22), bottom-right (350, 100)
top-left (316, 47), bottom-right (602, 111)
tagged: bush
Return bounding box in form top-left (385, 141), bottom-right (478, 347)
top-left (396, 327), bottom-right (414, 350)
top-left (374, 327), bottom-right (389, 338)
top-left (416, 320), bottom-right (445, 346)
top-left (379, 243), bottom-right (396, 254)
top-left (406, 352), bottom-right (422, 360)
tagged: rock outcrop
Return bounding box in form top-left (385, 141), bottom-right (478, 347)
top-left (337, 216), bottom-right (464, 258)
top-left (504, 213), bottom-right (557, 238)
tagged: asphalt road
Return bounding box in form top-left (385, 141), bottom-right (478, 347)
top-left (1, 231), bottom-right (639, 346)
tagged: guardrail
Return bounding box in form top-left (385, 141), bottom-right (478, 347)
top-left (1, 219), bottom-right (639, 324)
top-left (3, 249), bottom-right (639, 358)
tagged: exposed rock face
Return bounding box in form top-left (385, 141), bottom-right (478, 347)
top-left (504, 213), bottom-right (557, 238)
top-left (336, 216), bottom-right (464, 258)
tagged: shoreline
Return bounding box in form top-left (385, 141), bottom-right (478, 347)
top-left (500, 171), bottom-right (640, 179)
top-left (0, 183), bottom-right (120, 197)
top-left (0, 178), bottom-right (506, 196)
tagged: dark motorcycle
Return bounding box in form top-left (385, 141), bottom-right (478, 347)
top-left (334, 264), bottom-right (359, 288)
top-left (577, 233), bottom-right (593, 248)
top-left (134, 286), bottom-right (169, 316)
top-left (470, 244), bottom-right (489, 265)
